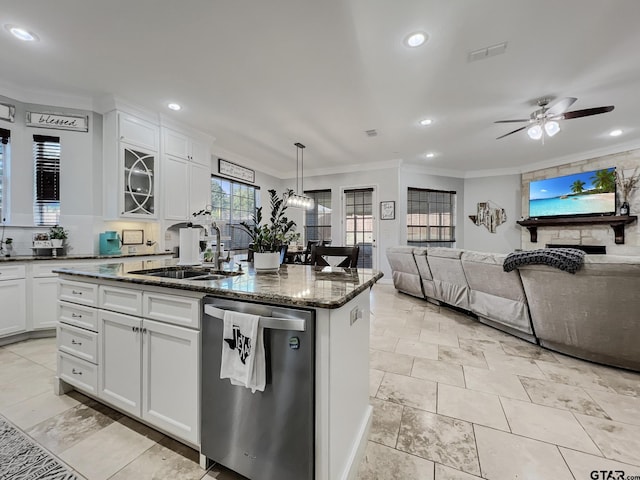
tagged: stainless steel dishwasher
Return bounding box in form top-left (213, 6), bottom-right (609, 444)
top-left (201, 297), bottom-right (315, 480)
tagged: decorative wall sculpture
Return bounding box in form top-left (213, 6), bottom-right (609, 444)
top-left (473, 200), bottom-right (507, 233)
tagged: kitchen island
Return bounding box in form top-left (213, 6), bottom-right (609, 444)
top-left (53, 259), bottom-right (383, 480)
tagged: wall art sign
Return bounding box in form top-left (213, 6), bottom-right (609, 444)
top-left (0, 103), bottom-right (16, 122)
top-left (26, 111), bottom-right (89, 132)
top-left (380, 201), bottom-right (396, 220)
top-left (218, 158), bottom-right (255, 183)
top-left (121, 229), bottom-right (144, 245)
top-left (474, 200), bottom-right (507, 233)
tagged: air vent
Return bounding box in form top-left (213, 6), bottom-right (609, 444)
top-left (365, 129), bottom-right (378, 137)
top-left (468, 42), bottom-right (507, 62)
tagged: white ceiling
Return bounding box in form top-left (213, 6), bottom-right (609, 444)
top-left (2, 0), bottom-right (640, 178)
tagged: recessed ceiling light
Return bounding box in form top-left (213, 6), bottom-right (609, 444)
top-left (419, 118), bottom-right (433, 126)
top-left (425, 152), bottom-right (435, 158)
top-left (167, 103), bottom-right (182, 111)
top-left (404, 31), bottom-right (428, 48)
top-left (5, 25), bottom-right (38, 42)
top-left (609, 129), bottom-right (623, 137)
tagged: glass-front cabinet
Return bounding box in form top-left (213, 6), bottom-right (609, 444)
top-left (123, 145), bottom-right (155, 216)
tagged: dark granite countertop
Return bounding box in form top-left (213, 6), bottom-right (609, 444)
top-left (0, 252), bottom-right (173, 262)
top-left (54, 259), bottom-right (383, 309)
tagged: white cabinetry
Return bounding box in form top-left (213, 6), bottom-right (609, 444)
top-left (0, 264), bottom-right (27, 337)
top-left (103, 110), bottom-right (160, 219)
top-left (162, 126), bottom-right (211, 221)
top-left (32, 277), bottom-right (60, 330)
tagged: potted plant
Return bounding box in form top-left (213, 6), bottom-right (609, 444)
top-left (615, 167), bottom-right (640, 215)
top-left (49, 225), bottom-right (68, 248)
top-left (238, 189), bottom-right (297, 271)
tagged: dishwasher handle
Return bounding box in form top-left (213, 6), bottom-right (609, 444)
top-left (204, 304), bottom-right (306, 332)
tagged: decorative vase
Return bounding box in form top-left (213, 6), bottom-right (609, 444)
top-left (51, 239), bottom-right (64, 248)
top-left (253, 252), bottom-right (280, 272)
top-left (620, 202), bottom-right (630, 216)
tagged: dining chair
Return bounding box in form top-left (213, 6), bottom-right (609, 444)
top-left (309, 245), bottom-right (359, 268)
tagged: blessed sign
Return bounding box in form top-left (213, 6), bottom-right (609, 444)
top-left (26, 112), bottom-right (89, 132)
top-left (218, 158), bottom-right (255, 183)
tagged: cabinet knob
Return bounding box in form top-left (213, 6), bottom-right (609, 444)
top-left (71, 339), bottom-right (82, 346)
top-left (71, 290), bottom-right (83, 295)
top-left (71, 313), bottom-right (83, 318)
top-left (71, 368), bottom-right (83, 376)
top-left (142, 327), bottom-right (148, 334)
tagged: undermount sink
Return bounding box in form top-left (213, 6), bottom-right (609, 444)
top-left (128, 267), bottom-right (243, 281)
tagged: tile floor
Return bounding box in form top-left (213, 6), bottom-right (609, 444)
top-left (1, 283), bottom-right (639, 479)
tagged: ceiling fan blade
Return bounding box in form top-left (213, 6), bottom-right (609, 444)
top-left (561, 105), bottom-right (614, 119)
top-left (494, 119), bottom-right (530, 123)
top-left (546, 97), bottom-right (577, 116)
top-left (496, 125), bottom-right (527, 139)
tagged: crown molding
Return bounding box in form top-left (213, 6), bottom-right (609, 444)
top-left (301, 158), bottom-right (402, 179)
top-left (400, 162), bottom-right (466, 178)
top-left (0, 79), bottom-right (93, 111)
top-left (210, 145), bottom-right (282, 179)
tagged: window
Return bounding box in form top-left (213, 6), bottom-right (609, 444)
top-left (0, 128), bottom-right (9, 221)
top-left (407, 187), bottom-right (456, 246)
top-left (33, 134), bottom-right (61, 226)
top-left (304, 189), bottom-right (332, 243)
top-left (210, 175), bottom-right (259, 250)
top-left (344, 188), bottom-right (374, 268)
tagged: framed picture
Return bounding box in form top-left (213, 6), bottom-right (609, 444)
top-left (26, 111), bottom-right (89, 132)
top-left (122, 229), bottom-right (144, 245)
top-left (218, 158), bottom-right (255, 183)
top-left (380, 201), bottom-right (395, 220)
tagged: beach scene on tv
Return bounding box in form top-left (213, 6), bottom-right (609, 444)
top-left (529, 168), bottom-right (616, 217)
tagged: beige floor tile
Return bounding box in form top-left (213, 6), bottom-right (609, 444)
top-left (396, 407), bottom-right (480, 476)
top-left (370, 334), bottom-right (398, 352)
top-left (200, 465), bottom-right (246, 479)
top-left (383, 325), bottom-right (422, 340)
top-left (434, 463), bottom-right (482, 479)
top-left (406, 316), bottom-right (441, 332)
top-left (499, 342), bottom-right (559, 362)
top-left (535, 360), bottom-right (615, 392)
top-left (27, 399), bottom-right (123, 454)
top-left (0, 355), bottom-right (53, 385)
top-left (520, 377), bottom-right (610, 418)
top-left (372, 315), bottom-right (408, 329)
top-left (501, 397), bottom-right (600, 454)
top-left (438, 346), bottom-right (487, 369)
top-left (370, 349), bottom-right (414, 375)
top-left (0, 367), bottom-right (54, 408)
top-left (458, 338), bottom-right (505, 355)
top-left (357, 440), bottom-right (435, 480)
top-left (482, 350), bottom-right (546, 379)
top-left (462, 365), bottom-right (530, 401)
top-left (4, 337), bottom-right (56, 356)
top-left (412, 358), bottom-right (465, 388)
top-left (587, 389), bottom-right (640, 426)
top-left (474, 425), bottom-right (574, 480)
top-left (60, 418), bottom-right (163, 480)
top-left (369, 397), bottom-right (404, 447)
top-left (395, 338), bottom-right (439, 360)
top-left (108, 437), bottom-right (205, 480)
top-left (1, 390), bottom-right (80, 430)
top-left (575, 413), bottom-right (640, 465)
top-left (419, 330), bottom-right (460, 348)
top-left (560, 447), bottom-right (640, 479)
top-left (437, 384), bottom-right (509, 431)
top-left (369, 369), bottom-right (385, 397)
top-left (377, 372), bottom-right (437, 412)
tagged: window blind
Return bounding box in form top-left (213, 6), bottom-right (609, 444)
top-left (407, 187), bottom-right (456, 246)
top-left (33, 134), bottom-right (61, 226)
top-left (304, 189), bottom-right (332, 243)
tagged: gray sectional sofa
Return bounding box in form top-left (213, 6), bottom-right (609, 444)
top-left (386, 246), bottom-right (640, 372)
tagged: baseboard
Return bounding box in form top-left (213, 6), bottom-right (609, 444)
top-left (0, 328), bottom-right (55, 347)
top-left (343, 404), bottom-right (373, 480)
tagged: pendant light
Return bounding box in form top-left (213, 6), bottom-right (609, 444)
top-left (287, 142), bottom-right (314, 209)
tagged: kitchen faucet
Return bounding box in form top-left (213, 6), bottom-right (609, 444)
top-left (210, 222), bottom-right (229, 270)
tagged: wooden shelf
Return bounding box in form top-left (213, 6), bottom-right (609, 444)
top-left (517, 215), bottom-right (638, 244)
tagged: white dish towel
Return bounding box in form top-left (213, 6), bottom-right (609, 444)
top-left (220, 310), bottom-right (266, 393)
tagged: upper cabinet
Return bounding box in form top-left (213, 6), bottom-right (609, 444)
top-left (163, 127), bottom-right (210, 166)
top-left (103, 110), bottom-right (160, 220)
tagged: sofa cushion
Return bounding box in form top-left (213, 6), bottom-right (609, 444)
top-left (385, 247), bottom-right (423, 298)
top-left (412, 247), bottom-right (437, 300)
top-left (425, 247), bottom-right (469, 309)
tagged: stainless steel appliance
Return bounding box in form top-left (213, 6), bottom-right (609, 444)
top-left (201, 297), bottom-right (315, 480)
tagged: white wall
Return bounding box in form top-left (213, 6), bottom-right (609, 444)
top-left (463, 174), bottom-right (522, 253)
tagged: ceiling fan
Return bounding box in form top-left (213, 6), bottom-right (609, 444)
top-left (495, 97), bottom-right (614, 140)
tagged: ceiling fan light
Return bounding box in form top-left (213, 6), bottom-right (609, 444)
top-left (527, 124), bottom-right (543, 140)
top-left (544, 121), bottom-right (560, 137)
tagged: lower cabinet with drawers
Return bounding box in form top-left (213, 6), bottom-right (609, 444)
top-left (56, 277), bottom-right (203, 447)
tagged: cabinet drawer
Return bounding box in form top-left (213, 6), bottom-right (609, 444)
top-left (59, 280), bottom-right (98, 306)
top-left (0, 264), bottom-right (26, 280)
top-left (143, 292), bottom-right (200, 329)
top-left (58, 323), bottom-right (98, 364)
top-left (58, 351), bottom-right (98, 395)
top-left (119, 113), bottom-right (158, 150)
top-left (99, 285), bottom-right (142, 316)
top-left (58, 301), bottom-right (98, 332)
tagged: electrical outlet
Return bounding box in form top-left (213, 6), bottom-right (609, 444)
top-left (128, 246), bottom-right (137, 254)
top-left (350, 306), bottom-right (361, 326)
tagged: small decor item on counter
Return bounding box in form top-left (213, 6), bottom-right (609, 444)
top-left (238, 189), bottom-right (297, 271)
top-left (33, 232), bottom-right (52, 248)
top-left (49, 225), bottom-right (68, 247)
top-left (615, 167), bottom-right (640, 215)
top-left (4, 237), bottom-right (13, 256)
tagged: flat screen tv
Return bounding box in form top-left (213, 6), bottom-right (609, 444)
top-left (529, 168), bottom-right (616, 218)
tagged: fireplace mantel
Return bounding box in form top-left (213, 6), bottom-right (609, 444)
top-left (517, 215), bottom-right (638, 244)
